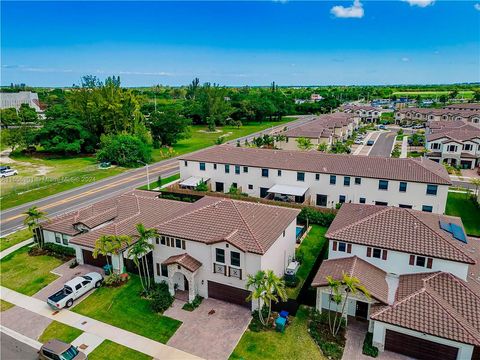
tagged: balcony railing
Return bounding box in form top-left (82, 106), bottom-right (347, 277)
top-left (213, 263), bottom-right (226, 275)
top-left (228, 266), bottom-right (242, 280)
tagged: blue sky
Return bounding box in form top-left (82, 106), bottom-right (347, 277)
top-left (1, 1), bottom-right (479, 86)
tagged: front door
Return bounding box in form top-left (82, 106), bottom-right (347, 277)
top-left (184, 275), bottom-right (189, 291)
top-left (260, 187), bottom-right (269, 198)
top-left (215, 182), bottom-right (224, 192)
top-left (316, 194), bottom-right (327, 207)
top-left (355, 301), bottom-right (369, 319)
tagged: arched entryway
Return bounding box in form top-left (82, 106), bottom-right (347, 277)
top-left (443, 158), bottom-right (457, 166)
top-left (162, 253), bottom-right (202, 303)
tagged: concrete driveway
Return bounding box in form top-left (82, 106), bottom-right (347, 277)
top-left (33, 261), bottom-right (101, 303)
top-left (1, 306), bottom-right (52, 340)
top-left (164, 298), bottom-right (251, 360)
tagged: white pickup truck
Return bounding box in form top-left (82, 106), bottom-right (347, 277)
top-left (47, 272), bottom-right (103, 309)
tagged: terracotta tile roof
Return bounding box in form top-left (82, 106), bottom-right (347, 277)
top-left (326, 203), bottom-right (475, 264)
top-left (399, 107), bottom-right (480, 117)
top-left (312, 256), bottom-right (389, 304)
top-left (156, 197), bottom-right (300, 255)
top-left (444, 103), bottom-right (480, 111)
top-left (163, 253), bottom-right (202, 272)
top-left (281, 114), bottom-right (354, 139)
top-left (427, 128), bottom-right (480, 142)
top-left (181, 146), bottom-right (451, 185)
top-left (342, 105), bottom-right (380, 112)
top-left (371, 272), bottom-right (480, 346)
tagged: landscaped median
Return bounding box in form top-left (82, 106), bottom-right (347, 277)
top-left (0, 228), bottom-right (32, 252)
top-left (89, 340), bottom-right (152, 360)
top-left (38, 321), bottom-right (83, 344)
top-left (72, 275), bottom-right (181, 344)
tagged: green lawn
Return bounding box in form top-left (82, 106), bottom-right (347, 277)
top-left (151, 119), bottom-right (294, 162)
top-left (89, 340), bottom-right (152, 360)
top-left (1, 154), bottom-right (125, 210)
top-left (137, 173), bottom-right (180, 191)
top-left (0, 228), bottom-right (33, 252)
top-left (73, 275), bottom-right (181, 344)
top-left (0, 247), bottom-right (63, 295)
top-left (38, 321), bottom-right (83, 344)
top-left (287, 225), bottom-right (328, 299)
top-left (230, 306), bottom-right (325, 360)
top-left (446, 192), bottom-right (480, 236)
top-left (1, 299), bottom-right (14, 312)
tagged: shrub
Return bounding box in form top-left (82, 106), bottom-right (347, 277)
top-left (103, 273), bottom-right (129, 287)
top-left (182, 295), bottom-right (203, 311)
top-left (362, 332), bottom-right (379, 357)
top-left (150, 281), bottom-right (174, 313)
top-left (308, 310), bottom-right (346, 360)
top-left (69, 259), bottom-right (79, 269)
top-left (248, 307), bottom-right (271, 332)
top-left (298, 207), bottom-right (336, 227)
top-left (43, 243), bottom-right (76, 257)
top-left (284, 275), bottom-right (299, 288)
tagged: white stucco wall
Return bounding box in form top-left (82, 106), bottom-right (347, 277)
top-left (328, 241), bottom-right (469, 280)
top-left (43, 230), bottom-right (72, 247)
top-left (180, 160), bottom-right (448, 214)
top-left (260, 220), bottom-right (297, 275)
top-left (372, 321), bottom-right (474, 360)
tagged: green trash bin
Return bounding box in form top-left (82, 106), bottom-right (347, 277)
top-left (275, 316), bottom-right (286, 332)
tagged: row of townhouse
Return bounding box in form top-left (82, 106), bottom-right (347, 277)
top-left (425, 121), bottom-right (480, 169)
top-left (274, 113), bottom-right (360, 151)
top-left (40, 189), bottom-right (300, 310)
top-left (444, 102), bottom-right (480, 112)
top-left (341, 105), bottom-right (386, 122)
top-left (394, 107), bottom-right (480, 124)
top-left (179, 145), bottom-right (451, 214)
top-left (312, 203), bottom-right (480, 360)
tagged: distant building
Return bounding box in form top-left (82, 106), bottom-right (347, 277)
top-left (444, 103), bottom-right (480, 112)
top-left (395, 108), bottom-right (480, 124)
top-left (310, 94), bottom-right (323, 102)
top-left (0, 91), bottom-right (41, 112)
top-left (341, 105), bottom-right (385, 123)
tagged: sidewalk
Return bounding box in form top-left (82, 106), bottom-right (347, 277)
top-left (0, 286), bottom-right (202, 360)
top-left (400, 136), bottom-right (408, 158)
top-left (353, 131), bottom-right (378, 156)
top-left (0, 238), bottom-right (33, 259)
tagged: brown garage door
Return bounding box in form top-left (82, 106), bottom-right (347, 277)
top-left (207, 281), bottom-right (251, 309)
top-left (385, 330), bottom-right (458, 360)
top-left (82, 249), bottom-right (110, 268)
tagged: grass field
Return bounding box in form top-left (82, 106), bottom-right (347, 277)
top-left (287, 225), bottom-right (327, 299)
top-left (230, 306), bottom-right (324, 360)
top-left (38, 321), bottom-right (83, 344)
top-left (137, 173), bottom-right (180, 191)
top-left (89, 340), bottom-right (152, 360)
top-left (445, 192), bottom-right (480, 236)
top-left (0, 154), bottom-right (125, 210)
top-left (0, 299), bottom-right (14, 312)
top-left (391, 90), bottom-right (474, 99)
top-left (0, 247), bottom-right (63, 295)
top-left (151, 119), bottom-right (294, 162)
top-left (0, 228), bottom-right (32, 252)
top-left (73, 275), bottom-right (181, 344)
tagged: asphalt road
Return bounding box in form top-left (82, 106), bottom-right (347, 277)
top-left (368, 131), bottom-right (396, 157)
top-left (1, 333), bottom-right (38, 360)
top-left (0, 116), bottom-right (316, 236)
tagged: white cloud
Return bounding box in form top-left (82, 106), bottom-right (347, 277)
top-left (403, 0), bottom-right (435, 8)
top-left (474, 3), bottom-right (480, 11)
top-left (330, 0), bottom-right (364, 18)
top-left (401, 57), bottom-right (410, 62)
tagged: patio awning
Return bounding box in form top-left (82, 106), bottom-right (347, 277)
top-left (179, 177), bottom-right (209, 187)
top-left (267, 184), bottom-right (309, 197)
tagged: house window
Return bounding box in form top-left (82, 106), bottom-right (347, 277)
top-left (62, 234), bottom-right (69, 245)
top-left (166, 237), bottom-right (170, 246)
top-left (248, 184), bottom-right (253, 190)
top-left (375, 201), bottom-right (388, 206)
top-left (399, 182), bottom-right (407, 192)
top-left (161, 264), bottom-right (168, 277)
top-left (359, 197), bottom-right (366, 204)
top-left (399, 204), bottom-right (413, 209)
top-left (339, 195), bottom-right (346, 203)
top-left (297, 172), bottom-right (305, 182)
top-left (216, 248), bottom-right (225, 263)
top-left (463, 144), bottom-right (473, 151)
top-left (182, 240), bottom-right (186, 250)
top-left (184, 161), bottom-right (188, 167)
top-left (344, 177), bottom-right (350, 186)
top-left (225, 164), bottom-right (230, 173)
top-left (213, 163), bottom-right (217, 170)
top-left (156, 263), bottom-right (160, 276)
top-left (277, 170), bottom-right (282, 176)
top-left (330, 175), bottom-right (336, 185)
top-left (232, 182), bottom-right (237, 189)
top-left (378, 180), bottom-right (389, 190)
top-left (199, 162), bottom-right (206, 171)
top-left (372, 248), bottom-right (382, 259)
top-left (315, 174), bottom-right (320, 181)
top-left (235, 165), bottom-right (240, 174)
top-left (422, 205), bottom-right (433, 213)
top-left (416, 256), bottom-right (426, 267)
top-left (55, 233), bottom-right (61, 244)
top-left (176, 239), bottom-right (182, 248)
top-left (431, 143), bottom-right (440, 150)
top-left (426, 184), bottom-right (438, 196)
top-left (447, 145), bottom-right (457, 152)
top-left (262, 169), bottom-right (269, 177)
top-left (243, 166), bottom-right (248, 173)
top-left (161, 236), bottom-right (166, 245)
top-left (338, 242), bottom-right (346, 252)
top-left (355, 177), bottom-right (361, 185)
top-left (231, 251), bottom-right (240, 267)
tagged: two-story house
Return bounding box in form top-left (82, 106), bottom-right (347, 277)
top-left (41, 190), bottom-right (300, 310)
top-left (312, 203), bottom-right (479, 360)
top-left (179, 146), bottom-right (451, 214)
top-left (341, 105), bottom-right (385, 123)
top-left (395, 107), bottom-right (480, 125)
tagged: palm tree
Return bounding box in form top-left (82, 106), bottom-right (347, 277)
top-left (296, 137), bottom-right (313, 151)
top-left (23, 206), bottom-right (48, 248)
top-left (246, 270), bottom-right (267, 325)
top-left (263, 270), bottom-right (287, 323)
top-left (326, 275), bottom-right (342, 334)
top-left (127, 224), bottom-right (156, 292)
top-left (93, 234), bottom-right (132, 273)
top-left (470, 178), bottom-right (480, 198)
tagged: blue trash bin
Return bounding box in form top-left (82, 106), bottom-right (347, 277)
top-left (103, 264), bottom-right (112, 275)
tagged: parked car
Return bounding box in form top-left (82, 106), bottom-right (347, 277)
top-left (47, 272), bottom-right (103, 309)
top-left (0, 168), bottom-right (18, 178)
top-left (285, 261), bottom-right (300, 276)
top-left (354, 139), bottom-right (363, 145)
top-left (367, 140), bottom-right (375, 146)
top-left (0, 165), bottom-right (11, 172)
top-left (378, 125), bottom-right (386, 130)
top-left (39, 339), bottom-right (86, 360)
top-left (412, 124), bottom-right (424, 129)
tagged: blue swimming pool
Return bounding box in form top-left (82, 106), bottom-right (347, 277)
top-left (296, 226), bottom-right (304, 239)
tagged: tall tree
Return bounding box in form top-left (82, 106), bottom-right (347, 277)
top-left (93, 234), bottom-right (132, 273)
top-left (296, 137), bottom-right (313, 151)
top-left (23, 206), bottom-right (48, 248)
top-left (127, 224), bottom-right (156, 292)
top-left (149, 109), bottom-right (191, 148)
